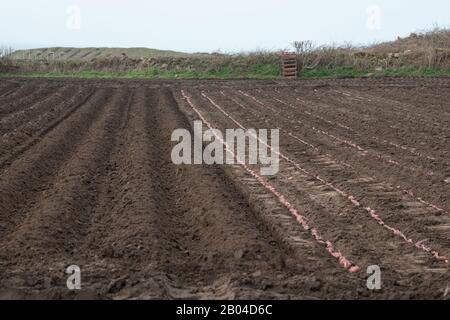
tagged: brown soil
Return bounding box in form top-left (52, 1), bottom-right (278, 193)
top-left (0, 77), bottom-right (449, 300)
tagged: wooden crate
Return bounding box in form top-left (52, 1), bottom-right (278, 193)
top-left (281, 53), bottom-right (297, 79)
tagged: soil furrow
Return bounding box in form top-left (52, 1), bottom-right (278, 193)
top-left (0, 88), bottom-right (112, 241)
top-left (0, 85), bottom-right (57, 117)
top-left (179, 89), bottom-right (449, 298)
top-left (0, 88), bottom-right (96, 169)
top-left (0, 88), bottom-right (132, 259)
top-left (0, 86), bottom-right (89, 157)
top-left (0, 77), bottom-right (448, 300)
top-left (268, 87), bottom-right (449, 167)
top-left (0, 85), bottom-right (77, 135)
top-left (225, 89), bottom-right (449, 211)
top-left (0, 82), bottom-right (20, 97)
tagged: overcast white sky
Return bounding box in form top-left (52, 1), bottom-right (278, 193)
top-left (1, 0), bottom-right (449, 52)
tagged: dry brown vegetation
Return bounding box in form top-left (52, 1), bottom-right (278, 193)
top-left (294, 27), bottom-right (450, 71)
top-left (11, 52), bottom-right (279, 75)
top-left (0, 47), bottom-right (16, 72)
top-left (2, 28), bottom-right (449, 77)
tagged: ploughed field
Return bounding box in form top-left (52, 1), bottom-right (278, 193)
top-left (0, 77), bottom-right (449, 299)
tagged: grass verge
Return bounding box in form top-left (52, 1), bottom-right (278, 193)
top-left (0, 67), bottom-right (449, 80)
top-left (299, 67), bottom-right (450, 78)
top-left (0, 64), bottom-right (281, 79)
